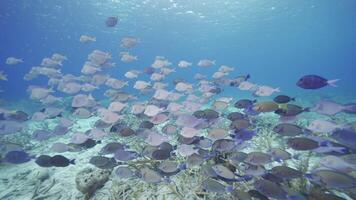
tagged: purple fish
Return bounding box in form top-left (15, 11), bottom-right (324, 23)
top-left (297, 75), bottom-right (339, 89)
top-left (4, 150), bottom-right (33, 164)
top-left (106, 16), bottom-right (118, 27)
top-left (33, 130), bottom-right (52, 141)
top-left (343, 103), bottom-right (356, 114)
top-left (231, 129), bottom-right (256, 141)
top-left (332, 129), bottom-right (356, 147)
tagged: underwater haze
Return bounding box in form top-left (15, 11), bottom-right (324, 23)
top-left (1, 1), bottom-right (356, 200)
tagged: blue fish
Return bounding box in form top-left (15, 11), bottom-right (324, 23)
top-left (332, 129), bottom-right (356, 147)
top-left (297, 75), bottom-right (339, 89)
top-left (105, 16), bottom-right (118, 27)
top-left (4, 150), bottom-right (33, 164)
top-left (231, 129), bottom-right (256, 141)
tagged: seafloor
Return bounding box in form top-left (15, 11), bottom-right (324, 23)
top-left (0, 92), bottom-right (356, 200)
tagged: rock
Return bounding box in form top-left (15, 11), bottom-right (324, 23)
top-left (75, 167), bottom-right (111, 198)
top-left (35, 168), bottom-right (50, 182)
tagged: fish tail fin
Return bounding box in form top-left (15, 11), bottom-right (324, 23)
top-left (304, 107), bottom-right (310, 112)
top-left (70, 159), bottom-right (76, 165)
top-left (291, 97), bottom-right (296, 101)
top-left (327, 79), bottom-right (339, 87)
top-left (275, 87), bottom-right (281, 92)
top-left (252, 99), bottom-right (257, 103)
top-left (246, 74), bottom-right (250, 80)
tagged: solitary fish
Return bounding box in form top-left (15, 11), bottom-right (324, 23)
top-left (106, 16), bottom-right (118, 27)
top-left (297, 75), bottom-right (339, 89)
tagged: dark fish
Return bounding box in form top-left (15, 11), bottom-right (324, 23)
top-left (35, 155), bottom-right (53, 167)
top-left (50, 155), bottom-right (75, 167)
top-left (100, 142), bottom-right (125, 154)
top-left (139, 121), bottom-right (154, 129)
top-left (178, 135), bottom-right (200, 145)
top-left (273, 95), bottom-right (295, 104)
top-left (209, 87), bottom-right (222, 94)
top-left (262, 173), bottom-right (284, 184)
top-left (297, 75), bottom-right (339, 89)
top-left (234, 99), bottom-right (256, 109)
top-left (275, 104), bottom-right (309, 117)
top-left (110, 122), bottom-right (127, 133)
top-left (192, 110), bottom-right (205, 119)
top-left (4, 150), bottom-right (32, 164)
top-left (203, 109), bottom-right (219, 120)
top-left (89, 156), bottom-right (118, 169)
top-left (226, 112), bottom-right (245, 121)
top-left (270, 166), bottom-right (302, 180)
top-left (119, 127), bottom-right (136, 137)
top-left (151, 149), bottom-right (170, 160)
top-left (105, 16), bottom-right (118, 27)
top-left (80, 138), bottom-right (100, 149)
top-left (287, 137), bottom-right (319, 150)
top-left (158, 142), bottom-right (174, 152)
top-left (273, 123), bottom-right (308, 137)
top-left (231, 129), bottom-right (256, 141)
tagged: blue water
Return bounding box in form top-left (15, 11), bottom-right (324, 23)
top-left (1, 0), bottom-right (356, 101)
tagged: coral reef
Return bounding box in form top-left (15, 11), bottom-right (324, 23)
top-left (75, 167), bottom-right (112, 199)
